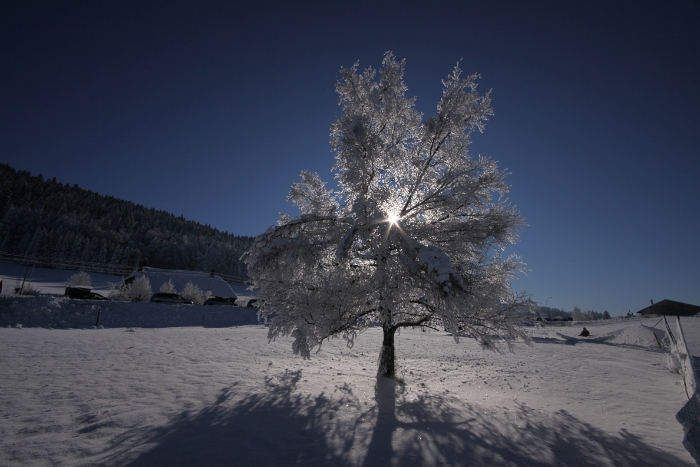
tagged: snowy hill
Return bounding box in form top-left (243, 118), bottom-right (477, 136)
top-left (0, 163), bottom-right (252, 277)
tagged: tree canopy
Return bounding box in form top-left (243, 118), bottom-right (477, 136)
top-left (245, 53), bottom-right (532, 378)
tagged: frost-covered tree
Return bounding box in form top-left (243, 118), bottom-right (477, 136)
top-left (159, 279), bottom-right (177, 294)
top-left (14, 280), bottom-right (40, 296)
top-left (121, 276), bottom-right (152, 302)
top-left (67, 271), bottom-right (92, 287)
top-left (180, 281), bottom-right (210, 305)
top-left (572, 306), bottom-right (584, 321)
top-left (245, 52), bottom-right (532, 378)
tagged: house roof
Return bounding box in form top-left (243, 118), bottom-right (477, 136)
top-left (636, 299), bottom-right (700, 317)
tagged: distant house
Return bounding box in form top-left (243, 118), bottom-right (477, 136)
top-left (636, 299), bottom-right (700, 317)
top-left (122, 267), bottom-right (237, 299)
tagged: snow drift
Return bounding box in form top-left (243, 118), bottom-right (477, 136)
top-left (606, 324), bottom-right (667, 348)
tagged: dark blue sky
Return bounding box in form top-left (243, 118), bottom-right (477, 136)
top-left (1, 1), bottom-right (698, 315)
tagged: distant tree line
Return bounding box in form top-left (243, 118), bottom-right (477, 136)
top-left (537, 306), bottom-right (611, 321)
top-left (0, 164), bottom-right (253, 276)
top-left (571, 306), bottom-right (611, 321)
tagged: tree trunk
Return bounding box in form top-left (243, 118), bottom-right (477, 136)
top-left (378, 325), bottom-right (396, 378)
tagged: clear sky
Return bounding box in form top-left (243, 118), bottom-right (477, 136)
top-left (1, 1), bottom-right (698, 316)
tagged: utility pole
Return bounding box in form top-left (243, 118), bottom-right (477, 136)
top-left (19, 264), bottom-right (29, 295)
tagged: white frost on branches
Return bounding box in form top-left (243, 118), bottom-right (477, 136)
top-left (287, 171), bottom-right (339, 216)
top-left (67, 271), bottom-right (92, 287)
top-left (245, 52), bottom-right (534, 377)
top-left (121, 276), bottom-right (152, 302)
top-left (180, 281), bottom-right (211, 305)
top-left (159, 279), bottom-right (177, 294)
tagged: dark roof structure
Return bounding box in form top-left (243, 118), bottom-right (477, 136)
top-left (636, 299), bottom-right (700, 317)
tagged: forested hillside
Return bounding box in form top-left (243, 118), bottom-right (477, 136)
top-left (0, 164), bottom-right (253, 277)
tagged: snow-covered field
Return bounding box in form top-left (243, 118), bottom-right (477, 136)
top-left (1, 315), bottom-right (697, 466)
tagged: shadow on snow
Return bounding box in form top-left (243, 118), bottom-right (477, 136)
top-left (526, 333), bottom-right (667, 352)
top-left (100, 371), bottom-right (691, 467)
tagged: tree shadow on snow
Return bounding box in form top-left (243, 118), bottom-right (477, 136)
top-left (361, 378), bottom-right (690, 467)
top-left (537, 333), bottom-right (667, 352)
top-left (100, 372), bottom-right (692, 467)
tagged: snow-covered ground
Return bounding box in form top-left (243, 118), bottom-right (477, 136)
top-left (1, 315), bottom-right (697, 466)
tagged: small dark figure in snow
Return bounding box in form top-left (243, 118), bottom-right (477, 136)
top-left (579, 327), bottom-right (590, 337)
